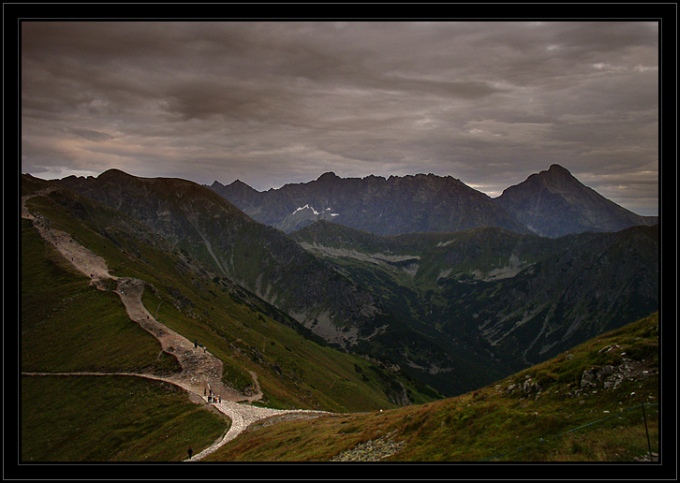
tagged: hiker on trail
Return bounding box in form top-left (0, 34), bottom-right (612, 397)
top-left (194, 340), bottom-right (198, 348)
top-left (187, 447), bottom-right (193, 459)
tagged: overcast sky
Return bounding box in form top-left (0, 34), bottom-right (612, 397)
top-left (21, 21), bottom-right (659, 215)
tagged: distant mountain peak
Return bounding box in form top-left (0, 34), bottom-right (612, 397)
top-left (528, 163), bottom-right (576, 181)
top-left (98, 168), bottom-right (134, 180)
top-left (548, 163), bottom-right (571, 174)
top-left (496, 164), bottom-right (653, 237)
top-left (317, 171), bottom-right (341, 182)
top-left (231, 179), bottom-right (256, 189)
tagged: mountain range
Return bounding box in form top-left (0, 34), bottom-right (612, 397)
top-left (210, 164), bottom-right (657, 238)
top-left (35, 165), bottom-right (658, 397)
top-left (20, 164), bottom-right (662, 465)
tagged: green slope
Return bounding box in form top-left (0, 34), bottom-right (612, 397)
top-left (21, 220), bottom-right (227, 461)
top-left (21, 183), bottom-right (442, 461)
top-left (203, 312), bottom-right (660, 463)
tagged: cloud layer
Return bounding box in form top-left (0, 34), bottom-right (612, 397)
top-left (21, 21), bottom-right (659, 215)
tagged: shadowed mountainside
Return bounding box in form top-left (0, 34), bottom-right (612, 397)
top-left (494, 164), bottom-right (657, 238)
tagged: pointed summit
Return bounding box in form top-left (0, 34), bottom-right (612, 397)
top-left (209, 178), bottom-right (262, 207)
top-left (521, 164), bottom-right (581, 193)
top-left (548, 163), bottom-right (571, 174)
top-left (495, 165), bottom-right (654, 237)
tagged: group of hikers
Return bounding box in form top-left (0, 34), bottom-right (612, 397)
top-left (194, 339), bottom-right (208, 353)
top-left (203, 386), bottom-right (221, 404)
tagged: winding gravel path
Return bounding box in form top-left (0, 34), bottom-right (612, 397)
top-left (22, 191), bottom-right (330, 461)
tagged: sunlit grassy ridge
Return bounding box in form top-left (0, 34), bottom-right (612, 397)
top-left (203, 312), bottom-right (659, 462)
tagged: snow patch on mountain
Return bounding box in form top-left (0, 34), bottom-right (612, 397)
top-left (293, 204), bottom-right (320, 215)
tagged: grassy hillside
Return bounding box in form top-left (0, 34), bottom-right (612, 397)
top-left (21, 220), bottom-right (228, 461)
top-left (20, 179), bottom-right (662, 467)
top-left (24, 187), bottom-right (437, 410)
top-left (21, 184), bottom-right (443, 461)
top-left (203, 312), bottom-right (659, 463)
top-left (21, 375), bottom-right (228, 462)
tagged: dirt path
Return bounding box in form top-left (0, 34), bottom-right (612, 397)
top-left (22, 192), bottom-right (329, 461)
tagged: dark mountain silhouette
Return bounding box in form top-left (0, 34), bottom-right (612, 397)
top-left (494, 164), bottom-right (657, 238)
top-left (211, 165), bottom-right (655, 238)
top-left (210, 172), bottom-right (530, 235)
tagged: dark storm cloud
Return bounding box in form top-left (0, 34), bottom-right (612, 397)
top-left (21, 21), bottom-right (659, 215)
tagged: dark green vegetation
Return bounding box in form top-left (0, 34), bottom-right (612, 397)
top-left (21, 220), bottom-right (179, 375)
top-left (21, 375), bottom-right (228, 462)
top-left (22, 181), bottom-right (433, 412)
top-left (21, 220), bottom-right (224, 462)
top-left (204, 312), bottom-right (659, 462)
top-left (292, 221), bottom-right (658, 395)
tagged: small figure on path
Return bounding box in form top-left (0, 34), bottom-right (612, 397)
top-left (187, 447), bottom-right (193, 459)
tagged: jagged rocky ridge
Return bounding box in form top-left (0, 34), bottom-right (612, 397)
top-left (210, 165), bottom-right (656, 238)
top-left (210, 171), bottom-right (530, 236)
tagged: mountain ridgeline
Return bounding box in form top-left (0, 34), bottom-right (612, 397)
top-left (38, 165), bottom-right (658, 397)
top-left (210, 164), bottom-right (657, 237)
top-left (210, 171), bottom-right (530, 236)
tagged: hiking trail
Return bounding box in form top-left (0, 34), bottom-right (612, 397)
top-left (22, 192), bottom-right (329, 461)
